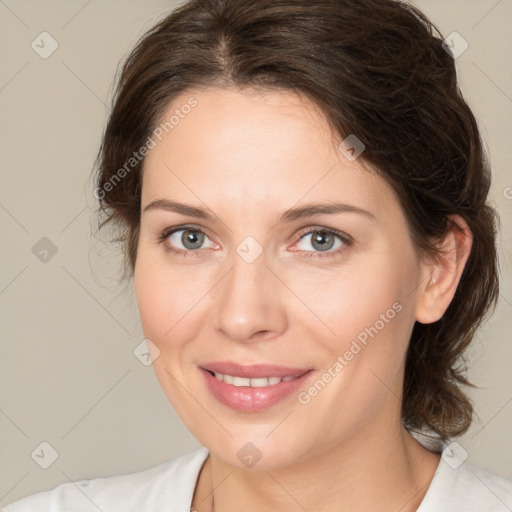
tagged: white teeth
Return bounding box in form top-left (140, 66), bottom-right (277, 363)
top-left (223, 374), bottom-right (234, 385)
top-left (249, 377), bottom-right (269, 387)
top-left (212, 372), bottom-right (301, 387)
top-left (233, 377), bottom-right (251, 387)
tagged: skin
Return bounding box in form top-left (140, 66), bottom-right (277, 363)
top-left (134, 87), bottom-right (472, 512)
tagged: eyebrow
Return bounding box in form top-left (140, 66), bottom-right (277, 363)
top-left (142, 199), bottom-right (375, 222)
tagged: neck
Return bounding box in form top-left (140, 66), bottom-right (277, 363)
top-left (194, 421), bottom-right (440, 512)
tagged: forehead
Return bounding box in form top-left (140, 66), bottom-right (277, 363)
top-left (141, 87), bottom-right (396, 222)
top-left (147, 86), bottom-right (339, 168)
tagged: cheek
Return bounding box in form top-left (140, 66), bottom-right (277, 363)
top-left (294, 253), bottom-right (419, 409)
top-left (297, 262), bottom-right (413, 349)
top-left (134, 257), bottom-right (205, 415)
top-left (134, 268), bottom-right (169, 342)
top-left (291, 267), bottom-right (416, 439)
top-left (133, 244), bottom-right (215, 343)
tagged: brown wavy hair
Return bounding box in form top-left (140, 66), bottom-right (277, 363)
top-left (94, 0), bottom-right (499, 442)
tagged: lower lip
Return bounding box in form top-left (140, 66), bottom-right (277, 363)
top-left (199, 367), bottom-right (315, 412)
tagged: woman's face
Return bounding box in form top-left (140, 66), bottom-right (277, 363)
top-left (134, 87), bottom-right (428, 469)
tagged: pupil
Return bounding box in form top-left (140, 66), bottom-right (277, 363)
top-left (313, 232), bottom-right (334, 251)
top-left (183, 230), bottom-right (203, 249)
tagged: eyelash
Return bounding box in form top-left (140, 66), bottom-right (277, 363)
top-left (157, 224), bottom-right (353, 259)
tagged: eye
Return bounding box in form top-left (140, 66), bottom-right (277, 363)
top-left (159, 225), bottom-right (218, 256)
top-left (158, 225), bottom-right (351, 259)
top-left (293, 227), bottom-right (351, 257)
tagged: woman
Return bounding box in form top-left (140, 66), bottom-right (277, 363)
top-left (4, 0), bottom-right (511, 510)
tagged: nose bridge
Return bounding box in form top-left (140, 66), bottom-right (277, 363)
top-left (211, 243), bottom-right (287, 343)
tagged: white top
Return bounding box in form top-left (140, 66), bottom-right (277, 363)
top-left (3, 445), bottom-right (512, 511)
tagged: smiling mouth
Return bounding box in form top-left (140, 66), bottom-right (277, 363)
top-left (199, 364), bottom-right (316, 412)
top-left (204, 369), bottom-right (308, 388)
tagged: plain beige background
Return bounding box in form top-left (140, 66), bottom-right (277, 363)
top-left (1, 0), bottom-right (511, 506)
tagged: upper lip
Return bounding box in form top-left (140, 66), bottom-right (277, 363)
top-left (200, 362), bottom-right (313, 379)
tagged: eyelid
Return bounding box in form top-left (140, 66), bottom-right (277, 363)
top-left (158, 224), bottom-right (218, 257)
top-left (295, 225), bottom-right (353, 244)
top-left (289, 225), bottom-right (353, 258)
top-left (160, 223), bottom-right (211, 240)
top-left (158, 224), bottom-right (352, 257)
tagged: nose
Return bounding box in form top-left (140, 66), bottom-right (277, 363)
top-left (210, 248), bottom-right (288, 344)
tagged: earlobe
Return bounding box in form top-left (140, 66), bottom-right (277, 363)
top-left (415, 215), bottom-right (473, 324)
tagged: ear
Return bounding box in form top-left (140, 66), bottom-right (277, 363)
top-left (415, 215), bottom-right (473, 324)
